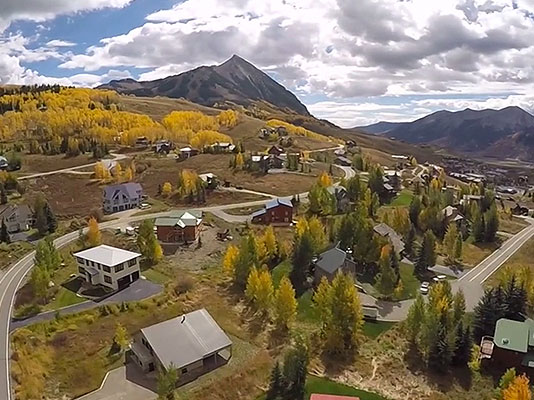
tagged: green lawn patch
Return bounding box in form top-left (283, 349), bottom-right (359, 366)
top-left (362, 320), bottom-right (396, 339)
top-left (271, 260), bottom-right (292, 288)
top-left (398, 263), bottom-right (419, 300)
top-left (306, 375), bottom-right (388, 399)
top-left (142, 268), bottom-right (172, 284)
top-left (297, 291), bottom-right (319, 323)
top-left (43, 287), bottom-right (86, 311)
top-left (389, 189), bottom-right (414, 207)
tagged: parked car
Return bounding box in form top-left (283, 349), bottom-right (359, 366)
top-left (432, 274), bottom-right (447, 283)
top-left (139, 203), bottom-right (151, 210)
top-left (420, 281), bottom-right (430, 295)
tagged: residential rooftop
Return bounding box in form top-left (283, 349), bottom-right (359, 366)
top-left (74, 245), bottom-right (141, 266)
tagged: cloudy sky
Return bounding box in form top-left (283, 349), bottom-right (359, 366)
top-left (2, 0), bottom-right (534, 127)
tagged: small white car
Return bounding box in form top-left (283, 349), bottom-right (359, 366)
top-left (420, 281), bottom-right (430, 295)
top-left (139, 203), bottom-right (151, 210)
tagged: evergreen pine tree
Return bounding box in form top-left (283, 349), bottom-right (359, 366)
top-left (453, 322), bottom-right (473, 367)
top-left (404, 224), bottom-right (416, 257)
top-left (484, 204), bottom-right (499, 243)
top-left (409, 196), bottom-right (422, 226)
top-left (415, 230), bottom-right (436, 275)
top-left (266, 362), bottom-right (284, 400)
top-left (0, 219), bottom-right (9, 243)
top-left (504, 277), bottom-right (527, 321)
top-left (44, 202), bottom-right (57, 233)
top-left (0, 186), bottom-right (7, 205)
top-left (473, 288), bottom-right (506, 340)
top-left (290, 231), bottom-right (313, 295)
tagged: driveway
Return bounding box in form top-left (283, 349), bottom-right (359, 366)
top-left (77, 365), bottom-right (156, 400)
top-left (11, 278), bottom-right (162, 331)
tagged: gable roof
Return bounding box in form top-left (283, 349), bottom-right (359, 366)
top-left (155, 211), bottom-right (203, 228)
top-left (265, 198), bottom-right (293, 210)
top-left (141, 308), bottom-right (232, 370)
top-left (373, 223), bottom-right (405, 254)
top-left (73, 245), bottom-right (141, 266)
top-left (0, 204), bottom-right (33, 222)
top-left (103, 182), bottom-right (143, 200)
top-left (316, 247), bottom-right (350, 275)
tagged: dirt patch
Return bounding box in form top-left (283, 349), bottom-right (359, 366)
top-left (24, 174), bottom-right (103, 218)
top-left (19, 154), bottom-right (95, 174)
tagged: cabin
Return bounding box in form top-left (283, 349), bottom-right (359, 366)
top-left (0, 204), bottom-right (34, 234)
top-left (130, 309), bottom-right (232, 384)
top-left (512, 204), bottom-right (530, 217)
top-left (251, 198), bottom-right (293, 225)
top-left (211, 142), bottom-right (236, 153)
top-left (373, 223), bottom-right (405, 256)
top-left (199, 173), bottom-right (218, 189)
top-left (334, 156), bottom-right (352, 167)
top-left (267, 145), bottom-right (284, 156)
top-left (441, 205), bottom-right (466, 226)
top-left (155, 211), bottom-right (203, 244)
top-left (135, 137), bottom-right (150, 147)
top-left (179, 146), bottom-right (200, 159)
top-left (154, 140), bottom-right (174, 154)
top-left (103, 183), bottom-right (144, 214)
top-left (314, 245), bottom-right (356, 284)
top-left (0, 156), bottom-right (8, 171)
top-left (327, 186), bottom-right (351, 213)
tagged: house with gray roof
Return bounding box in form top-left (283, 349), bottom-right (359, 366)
top-left (327, 186), bottom-right (350, 213)
top-left (74, 245), bottom-right (141, 290)
top-left (0, 204), bottom-right (34, 234)
top-left (373, 223), bottom-right (405, 256)
top-left (155, 211), bottom-right (203, 243)
top-left (130, 308), bottom-right (232, 382)
top-left (0, 156), bottom-right (8, 171)
top-left (251, 198), bottom-right (293, 225)
top-left (102, 182), bottom-right (144, 214)
top-left (314, 245), bottom-right (357, 284)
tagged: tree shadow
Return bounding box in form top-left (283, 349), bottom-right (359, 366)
top-left (320, 349), bottom-right (356, 376)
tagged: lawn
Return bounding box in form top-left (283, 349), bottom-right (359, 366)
top-left (362, 321), bottom-right (396, 339)
top-left (461, 238), bottom-right (498, 268)
top-left (43, 287), bottom-right (86, 311)
top-left (305, 375), bottom-right (388, 400)
top-left (388, 189), bottom-right (414, 207)
top-left (398, 263), bottom-right (419, 300)
top-left (271, 260), bottom-right (292, 288)
top-left (141, 268), bottom-right (171, 284)
top-left (498, 214), bottom-right (528, 234)
top-left (0, 241), bottom-right (34, 270)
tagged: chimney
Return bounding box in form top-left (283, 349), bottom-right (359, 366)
top-left (181, 315), bottom-right (186, 324)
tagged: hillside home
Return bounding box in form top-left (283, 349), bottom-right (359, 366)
top-left (267, 145), bottom-right (284, 156)
top-left (251, 198), bottom-right (293, 225)
top-left (384, 170), bottom-right (401, 191)
top-left (0, 204), bottom-right (34, 233)
top-left (211, 142), bottom-right (236, 153)
top-left (460, 194), bottom-right (484, 207)
top-left (314, 245), bottom-right (357, 284)
top-left (441, 205), bottom-right (466, 226)
top-left (154, 140), bottom-right (174, 154)
top-left (74, 245), bottom-right (141, 291)
top-left (0, 156), bottom-right (8, 170)
top-left (327, 186), bottom-right (351, 213)
top-left (155, 211), bottom-right (203, 244)
top-left (103, 183), bottom-right (144, 214)
top-left (334, 156), bottom-right (352, 167)
top-left (480, 318), bottom-right (534, 371)
top-left (199, 173), bottom-right (218, 189)
top-left (135, 137), bottom-right (150, 147)
top-left (130, 308), bottom-right (232, 383)
top-left (512, 204), bottom-right (530, 216)
top-left (373, 223), bottom-right (405, 256)
top-left (179, 146), bottom-right (199, 159)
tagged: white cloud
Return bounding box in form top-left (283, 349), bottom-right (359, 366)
top-left (46, 39), bottom-right (76, 47)
top-left (0, 0), bottom-right (133, 32)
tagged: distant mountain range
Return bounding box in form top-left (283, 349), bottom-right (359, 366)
top-left (358, 107), bottom-right (534, 160)
top-left (98, 55), bottom-right (310, 116)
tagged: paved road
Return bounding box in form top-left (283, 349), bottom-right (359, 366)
top-left (361, 218), bottom-right (534, 321)
top-left (18, 153), bottom-right (128, 181)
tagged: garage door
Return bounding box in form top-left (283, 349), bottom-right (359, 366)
top-left (117, 275), bottom-right (131, 290)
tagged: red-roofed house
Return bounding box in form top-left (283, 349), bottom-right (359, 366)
top-left (310, 395), bottom-right (360, 400)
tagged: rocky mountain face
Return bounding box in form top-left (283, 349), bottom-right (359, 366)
top-left (99, 55), bottom-right (310, 116)
top-left (358, 106), bottom-right (534, 160)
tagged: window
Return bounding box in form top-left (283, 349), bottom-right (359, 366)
top-left (115, 263), bottom-right (124, 273)
top-left (104, 275), bottom-right (112, 284)
top-left (78, 266), bottom-right (85, 274)
top-left (128, 259), bottom-right (137, 267)
top-left (181, 367), bottom-right (188, 374)
top-left (103, 265), bottom-right (111, 273)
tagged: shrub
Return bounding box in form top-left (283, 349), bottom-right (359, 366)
top-left (174, 276), bottom-right (194, 295)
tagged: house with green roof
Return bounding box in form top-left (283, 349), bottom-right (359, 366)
top-left (155, 211), bottom-right (203, 244)
top-left (480, 318), bottom-right (534, 370)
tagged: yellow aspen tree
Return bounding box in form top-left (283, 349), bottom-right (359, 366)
top-left (255, 269), bottom-right (274, 313)
top-left (222, 244), bottom-right (239, 276)
top-left (503, 375), bottom-right (531, 400)
top-left (295, 217), bottom-right (309, 239)
top-left (102, 167), bottom-right (112, 182)
top-left (308, 216), bottom-right (327, 252)
top-left (235, 152), bottom-right (245, 169)
top-left (114, 163), bottom-right (122, 183)
top-left (274, 277), bottom-right (297, 329)
top-left (123, 166), bottom-right (133, 182)
top-left (318, 172), bottom-right (333, 187)
top-left (87, 217), bottom-right (101, 247)
top-left (263, 226), bottom-right (277, 260)
top-left (94, 162), bottom-right (105, 180)
top-left (245, 267), bottom-right (260, 303)
top-left (161, 182), bottom-right (173, 197)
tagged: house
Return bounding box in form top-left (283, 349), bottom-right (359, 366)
top-left (74, 245), bottom-right (141, 290)
top-left (211, 142), bottom-right (236, 153)
top-left (310, 395), bottom-right (360, 400)
top-left (334, 148), bottom-right (347, 157)
top-left (199, 173), bottom-right (218, 189)
top-left (373, 223), bottom-right (405, 256)
top-left (179, 146), bottom-right (199, 159)
top-left (259, 128), bottom-right (270, 139)
top-left (251, 155), bottom-right (270, 172)
top-left (154, 140), bottom-right (174, 154)
top-left (251, 198), bottom-right (293, 225)
top-left (334, 156), bottom-right (352, 167)
top-left (384, 170), bottom-right (401, 191)
top-left (0, 204), bottom-right (34, 233)
top-left (480, 318), bottom-right (534, 371)
top-left (130, 308), bottom-right (232, 383)
top-left (0, 156), bottom-right (8, 171)
top-left (314, 245), bottom-right (357, 284)
top-left (327, 186), bottom-right (351, 213)
top-left (346, 140), bottom-right (357, 148)
top-left (155, 211), bottom-right (203, 244)
top-left (267, 145), bottom-right (284, 156)
top-left (441, 205), bottom-right (465, 226)
top-left (460, 194), bottom-right (484, 207)
top-left (268, 154), bottom-right (286, 169)
top-left (512, 203), bottom-right (530, 216)
top-left (135, 136), bottom-right (150, 147)
top-left (103, 182), bottom-right (144, 214)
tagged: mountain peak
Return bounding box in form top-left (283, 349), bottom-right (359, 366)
top-left (98, 55), bottom-right (310, 116)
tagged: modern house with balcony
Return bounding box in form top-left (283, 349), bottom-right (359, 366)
top-left (74, 245), bottom-right (141, 290)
